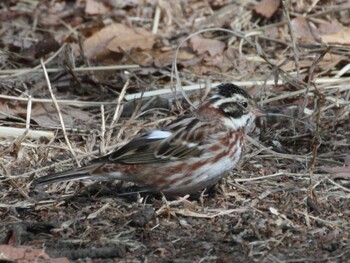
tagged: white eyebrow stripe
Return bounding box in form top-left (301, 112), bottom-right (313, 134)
top-left (213, 92), bottom-right (249, 107)
top-left (213, 97), bottom-right (239, 107)
top-left (146, 130), bottom-right (172, 139)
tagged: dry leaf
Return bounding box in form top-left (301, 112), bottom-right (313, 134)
top-left (23, 35), bottom-right (60, 59)
top-left (263, 27), bottom-right (279, 39)
top-left (345, 155), bottom-right (350, 166)
top-left (189, 36), bottom-right (225, 57)
top-left (291, 17), bottom-right (320, 42)
top-left (107, 0), bottom-right (140, 8)
top-left (203, 54), bottom-right (224, 67)
top-left (0, 245), bottom-right (70, 263)
top-left (254, 0), bottom-right (280, 19)
top-left (323, 155), bottom-right (350, 179)
top-left (31, 103), bottom-right (91, 127)
top-left (321, 27), bottom-right (350, 45)
top-left (84, 23), bottom-right (155, 60)
top-left (318, 20), bottom-right (343, 34)
top-left (154, 49), bottom-right (198, 67)
top-left (323, 166), bottom-right (350, 179)
top-left (85, 0), bottom-right (109, 15)
top-left (0, 99), bottom-right (91, 128)
top-left (281, 53), bottom-right (344, 71)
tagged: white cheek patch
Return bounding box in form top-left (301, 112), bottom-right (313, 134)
top-left (223, 113), bottom-right (254, 130)
top-left (147, 130), bottom-right (172, 139)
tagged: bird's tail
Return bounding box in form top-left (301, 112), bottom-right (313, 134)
top-left (32, 163), bottom-right (102, 187)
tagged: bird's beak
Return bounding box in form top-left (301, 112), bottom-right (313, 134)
top-left (254, 105), bottom-right (265, 117)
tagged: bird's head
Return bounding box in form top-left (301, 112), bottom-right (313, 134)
top-left (208, 83), bottom-right (264, 130)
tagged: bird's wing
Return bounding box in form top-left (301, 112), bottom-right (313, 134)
top-left (97, 116), bottom-right (211, 164)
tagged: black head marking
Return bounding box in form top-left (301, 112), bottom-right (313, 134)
top-left (216, 83), bottom-right (251, 99)
top-left (219, 102), bottom-right (243, 118)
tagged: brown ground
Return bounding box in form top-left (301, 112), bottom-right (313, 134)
top-left (1, 0), bottom-right (350, 262)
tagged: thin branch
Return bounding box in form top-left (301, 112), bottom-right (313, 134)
top-left (0, 127), bottom-right (54, 140)
top-left (152, 5), bottom-right (161, 34)
top-left (282, 0), bottom-right (300, 78)
top-left (106, 79), bottom-right (129, 146)
top-left (0, 64), bottom-right (140, 76)
top-left (40, 58), bottom-right (80, 166)
top-left (100, 104), bottom-right (106, 156)
top-left (0, 77), bottom-right (349, 107)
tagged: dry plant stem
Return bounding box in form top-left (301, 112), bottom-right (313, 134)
top-left (0, 105), bottom-right (32, 199)
top-left (0, 77), bottom-right (348, 107)
top-left (255, 1), bottom-right (350, 32)
top-left (128, 90), bottom-right (145, 122)
top-left (155, 195), bottom-right (190, 216)
top-left (327, 178), bottom-right (350, 193)
top-left (78, 33), bottom-right (90, 68)
top-left (258, 231), bottom-right (291, 263)
top-left (306, 2), bottom-right (350, 19)
top-left (234, 172), bottom-right (284, 183)
top-left (0, 64), bottom-right (140, 76)
top-left (4, 177), bottom-right (30, 200)
top-left (106, 79), bottom-right (129, 146)
top-left (15, 95), bottom-right (31, 144)
top-left (282, 0), bottom-right (300, 78)
top-left (335, 63), bottom-right (350, 78)
top-left (299, 50), bottom-right (328, 118)
top-left (5, 142), bottom-right (125, 180)
top-left (58, 17), bottom-right (79, 39)
top-left (172, 207), bottom-right (248, 219)
top-left (0, 43), bottom-right (67, 79)
top-left (246, 136), bottom-right (339, 165)
top-left (0, 94), bottom-right (121, 107)
top-left (152, 5), bottom-right (161, 34)
top-left (308, 83), bottom-right (323, 184)
top-left (40, 58), bottom-right (80, 167)
top-left (0, 94), bottom-right (52, 150)
top-left (294, 209), bottom-right (345, 226)
top-left (256, 41), bottom-right (306, 90)
top-left (77, 34), bottom-right (103, 89)
top-left (307, 83), bottom-right (324, 217)
top-left (171, 28), bottom-right (249, 109)
top-left (100, 105), bottom-right (106, 155)
top-left (267, 113), bottom-right (313, 129)
top-left (0, 127), bottom-right (54, 140)
top-left (307, 0), bottom-right (320, 13)
top-left (264, 79), bottom-right (350, 103)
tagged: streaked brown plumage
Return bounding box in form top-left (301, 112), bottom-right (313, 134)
top-left (33, 83), bottom-right (264, 195)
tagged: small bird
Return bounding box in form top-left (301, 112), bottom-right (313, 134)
top-left (33, 83), bottom-right (264, 196)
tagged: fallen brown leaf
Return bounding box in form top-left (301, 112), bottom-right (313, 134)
top-left (154, 49), bottom-right (199, 68)
top-left (321, 27), bottom-right (350, 45)
top-left (189, 36), bottom-right (225, 57)
top-left (263, 27), bottom-right (280, 39)
top-left (23, 35), bottom-right (60, 59)
top-left (291, 17), bottom-right (320, 42)
top-left (323, 166), bottom-right (350, 179)
top-left (254, 0), bottom-right (280, 19)
top-left (85, 0), bottom-right (110, 15)
top-left (0, 245), bottom-right (70, 263)
top-left (345, 155), bottom-right (350, 166)
top-left (323, 155), bottom-right (350, 179)
top-left (280, 53), bottom-right (344, 72)
top-left (318, 20), bottom-right (343, 35)
top-left (84, 23), bottom-right (155, 60)
top-left (0, 99), bottom-right (91, 128)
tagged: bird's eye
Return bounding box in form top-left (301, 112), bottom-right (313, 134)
top-left (241, 102), bottom-right (248, 108)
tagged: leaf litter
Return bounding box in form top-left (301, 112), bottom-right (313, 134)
top-left (0, 0), bottom-right (350, 262)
